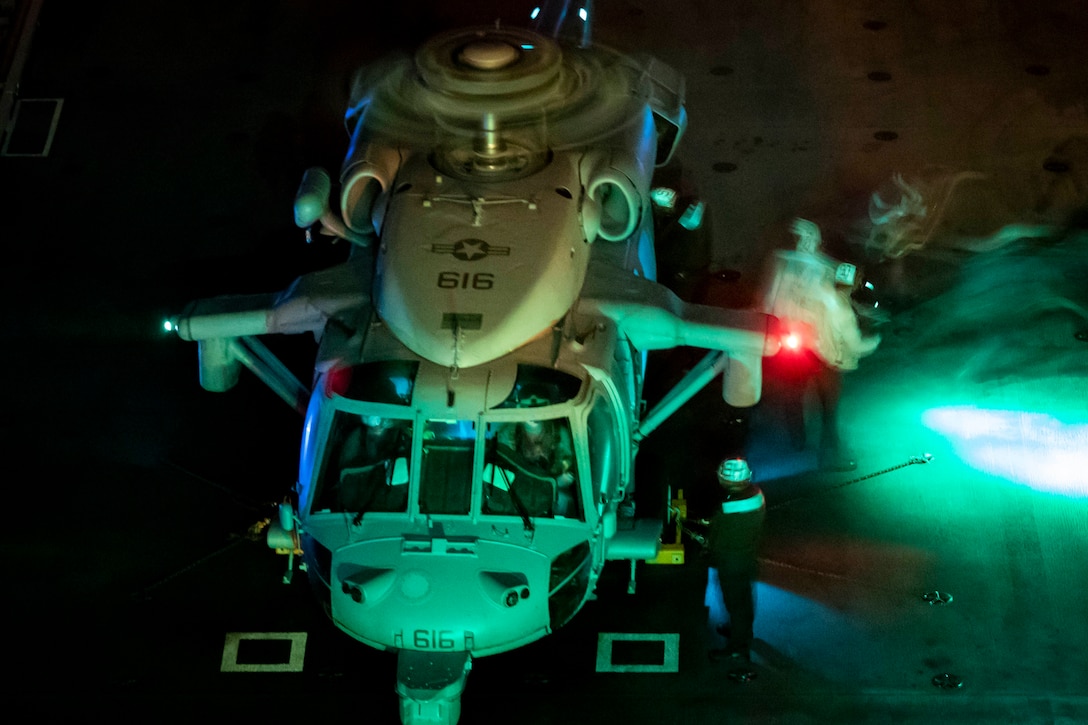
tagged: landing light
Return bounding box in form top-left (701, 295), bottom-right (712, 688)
top-left (531, 6), bottom-right (541, 19)
top-left (162, 319), bottom-right (174, 333)
top-left (579, 8), bottom-right (588, 21)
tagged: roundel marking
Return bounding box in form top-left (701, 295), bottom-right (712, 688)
top-left (453, 239), bottom-right (490, 261)
top-left (427, 239), bottom-right (511, 261)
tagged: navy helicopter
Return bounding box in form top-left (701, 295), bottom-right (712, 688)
top-left (169, 2), bottom-right (779, 722)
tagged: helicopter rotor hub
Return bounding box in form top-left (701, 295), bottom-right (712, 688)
top-left (459, 40), bottom-right (519, 70)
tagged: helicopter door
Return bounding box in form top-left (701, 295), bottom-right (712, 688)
top-left (584, 379), bottom-right (630, 519)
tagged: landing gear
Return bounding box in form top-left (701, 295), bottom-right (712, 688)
top-left (396, 650), bottom-right (472, 725)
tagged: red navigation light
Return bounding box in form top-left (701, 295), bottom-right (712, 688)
top-left (324, 365), bottom-right (353, 397)
top-left (783, 332), bottom-right (801, 351)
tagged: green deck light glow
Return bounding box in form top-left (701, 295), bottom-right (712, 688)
top-left (922, 406), bottom-right (1088, 496)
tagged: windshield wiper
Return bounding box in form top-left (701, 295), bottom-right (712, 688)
top-left (498, 468), bottom-right (534, 533)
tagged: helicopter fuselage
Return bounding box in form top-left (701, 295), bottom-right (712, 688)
top-left (172, 21), bottom-right (777, 724)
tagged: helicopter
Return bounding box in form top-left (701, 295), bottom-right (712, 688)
top-left (169, 2), bottom-right (780, 722)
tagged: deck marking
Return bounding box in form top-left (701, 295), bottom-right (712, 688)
top-left (220, 631), bottom-right (308, 672)
top-left (596, 632), bottom-right (679, 673)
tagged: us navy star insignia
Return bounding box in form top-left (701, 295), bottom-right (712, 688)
top-left (429, 239), bottom-right (510, 261)
top-left (455, 240), bottom-right (487, 260)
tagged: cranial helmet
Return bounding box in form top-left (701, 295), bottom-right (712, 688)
top-left (717, 458), bottom-right (752, 489)
top-left (835, 262), bottom-right (857, 287)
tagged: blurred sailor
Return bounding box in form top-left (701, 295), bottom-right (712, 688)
top-left (762, 219), bottom-right (881, 471)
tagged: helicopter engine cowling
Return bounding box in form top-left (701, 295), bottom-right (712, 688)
top-left (341, 141), bottom-right (402, 236)
top-left (582, 150), bottom-right (640, 243)
top-left (579, 109), bottom-right (656, 243)
top-left (338, 26), bottom-right (668, 369)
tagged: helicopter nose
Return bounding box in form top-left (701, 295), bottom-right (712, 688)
top-left (330, 539), bottom-right (552, 655)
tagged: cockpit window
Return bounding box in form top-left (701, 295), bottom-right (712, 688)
top-left (326, 361), bottom-right (418, 403)
top-left (419, 419), bottom-right (476, 515)
top-left (481, 418), bottom-right (583, 521)
top-left (493, 365), bottom-right (583, 409)
top-left (312, 411), bottom-right (413, 517)
top-left (310, 404), bottom-right (586, 523)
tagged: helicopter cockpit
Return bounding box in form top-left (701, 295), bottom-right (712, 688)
top-left (294, 355), bottom-right (610, 659)
top-left (303, 361), bottom-right (595, 529)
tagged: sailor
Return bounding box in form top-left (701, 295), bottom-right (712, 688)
top-left (762, 219), bottom-right (881, 471)
top-left (707, 458), bottom-right (765, 662)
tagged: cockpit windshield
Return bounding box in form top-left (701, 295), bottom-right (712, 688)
top-left (309, 363), bottom-right (586, 523)
top-left (413, 416), bottom-right (583, 522)
top-left (419, 419), bottom-right (476, 515)
top-left (481, 418), bottom-right (582, 522)
top-left (312, 412), bottom-right (413, 517)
